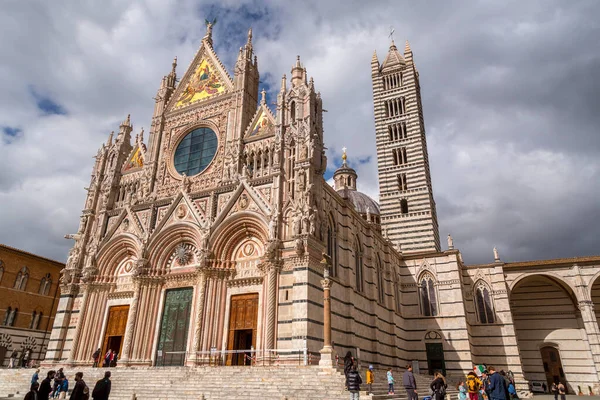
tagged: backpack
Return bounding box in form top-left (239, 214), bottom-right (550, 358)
top-left (82, 384), bottom-right (90, 400)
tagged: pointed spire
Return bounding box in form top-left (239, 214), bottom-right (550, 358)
top-left (121, 114), bottom-right (131, 127)
top-left (139, 127), bottom-right (144, 144)
top-left (247, 27), bottom-right (253, 45)
top-left (404, 40), bottom-right (412, 55)
top-left (280, 74), bottom-right (287, 93)
top-left (171, 57), bottom-right (177, 74)
top-left (389, 39), bottom-right (397, 51)
top-left (372, 50), bottom-right (379, 63)
top-left (107, 131), bottom-right (114, 146)
top-left (295, 55), bottom-right (301, 69)
top-left (309, 76), bottom-right (314, 91)
top-left (260, 88), bottom-right (266, 105)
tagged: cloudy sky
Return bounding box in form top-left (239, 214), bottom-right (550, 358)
top-left (1, 0), bottom-right (599, 265)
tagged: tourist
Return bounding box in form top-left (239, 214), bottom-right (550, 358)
top-left (24, 382), bottom-right (39, 400)
top-left (387, 368), bottom-right (395, 395)
top-left (507, 380), bottom-right (518, 400)
top-left (458, 381), bottom-right (467, 400)
top-left (346, 363), bottom-right (362, 400)
top-left (8, 349), bottom-right (18, 368)
top-left (92, 370), bottom-right (112, 400)
top-left (110, 352), bottom-right (118, 367)
top-left (403, 364), bottom-right (417, 400)
top-left (486, 367), bottom-right (506, 400)
top-left (467, 371), bottom-right (483, 400)
top-left (52, 368), bottom-right (65, 397)
top-left (430, 372), bottom-right (447, 400)
top-left (103, 349), bottom-right (112, 368)
top-left (557, 382), bottom-right (566, 400)
top-left (92, 348), bottom-right (101, 368)
top-left (70, 372), bottom-right (90, 400)
top-left (551, 382), bottom-right (558, 400)
top-left (343, 351), bottom-right (354, 382)
top-left (55, 375), bottom-right (69, 399)
top-left (365, 365), bottom-right (374, 395)
top-left (31, 369), bottom-right (40, 386)
top-left (481, 370), bottom-right (491, 400)
top-left (39, 370), bottom-right (55, 400)
top-left (22, 349), bottom-right (31, 368)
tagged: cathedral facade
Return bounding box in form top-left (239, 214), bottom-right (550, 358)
top-left (46, 24), bottom-right (600, 394)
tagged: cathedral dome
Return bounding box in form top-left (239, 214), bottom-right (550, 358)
top-left (333, 148), bottom-right (381, 224)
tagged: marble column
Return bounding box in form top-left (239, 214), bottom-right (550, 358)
top-left (189, 270), bottom-right (208, 365)
top-left (265, 265), bottom-right (279, 350)
top-left (119, 281), bottom-right (141, 366)
top-left (319, 253), bottom-right (334, 367)
top-left (65, 284), bottom-right (89, 366)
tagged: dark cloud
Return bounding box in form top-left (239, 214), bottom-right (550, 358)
top-left (0, 0), bottom-right (598, 264)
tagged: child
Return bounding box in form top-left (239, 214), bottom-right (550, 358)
top-left (387, 368), bottom-right (395, 395)
top-left (458, 381), bottom-right (467, 400)
top-left (507, 381), bottom-right (518, 400)
top-left (366, 365), bottom-right (374, 395)
top-left (57, 377), bottom-right (69, 399)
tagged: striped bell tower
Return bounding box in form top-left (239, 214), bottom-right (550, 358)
top-left (371, 40), bottom-right (440, 253)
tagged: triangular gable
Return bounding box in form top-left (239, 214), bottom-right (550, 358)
top-left (167, 40), bottom-right (234, 111)
top-left (381, 42), bottom-right (406, 72)
top-left (244, 104), bottom-right (276, 139)
top-left (122, 145), bottom-right (144, 173)
top-left (101, 207), bottom-right (145, 245)
top-left (213, 180), bottom-right (273, 227)
top-left (149, 190), bottom-right (208, 243)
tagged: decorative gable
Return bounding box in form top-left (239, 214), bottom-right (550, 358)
top-left (167, 40), bottom-right (234, 112)
top-left (244, 103), bottom-right (276, 139)
top-left (122, 145), bottom-right (144, 173)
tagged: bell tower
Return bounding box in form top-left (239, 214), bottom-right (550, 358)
top-left (371, 40), bottom-right (440, 253)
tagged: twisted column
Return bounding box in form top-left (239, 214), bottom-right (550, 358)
top-left (190, 270), bottom-right (208, 364)
top-left (65, 284), bottom-right (88, 366)
top-left (119, 281), bottom-right (141, 366)
top-left (265, 265), bottom-right (278, 350)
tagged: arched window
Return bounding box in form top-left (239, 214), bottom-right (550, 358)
top-left (6, 308), bottom-right (18, 326)
top-left (29, 311), bottom-right (37, 329)
top-left (3, 307), bottom-right (11, 326)
top-left (290, 101), bottom-right (296, 121)
top-left (419, 274), bottom-right (438, 316)
top-left (13, 266), bottom-right (29, 290)
top-left (376, 256), bottom-right (385, 304)
top-left (475, 283), bottom-right (495, 324)
top-left (355, 241), bottom-right (363, 292)
top-left (326, 217), bottom-right (338, 278)
top-left (38, 273), bottom-right (52, 295)
top-left (0, 260), bottom-right (4, 284)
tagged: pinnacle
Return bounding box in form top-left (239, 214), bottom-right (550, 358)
top-left (404, 40), bottom-right (412, 54)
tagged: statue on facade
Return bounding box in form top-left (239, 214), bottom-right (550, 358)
top-left (308, 210), bottom-right (316, 236)
top-left (295, 238), bottom-right (304, 256)
top-left (366, 207), bottom-right (371, 223)
top-left (493, 247), bottom-right (500, 262)
top-left (292, 213), bottom-right (301, 236)
top-left (447, 234), bottom-right (454, 250)
top-left (268, 212), bottom-right (278, 240)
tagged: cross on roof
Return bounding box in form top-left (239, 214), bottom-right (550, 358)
top-left (388, 26), bottom-right (395, 41)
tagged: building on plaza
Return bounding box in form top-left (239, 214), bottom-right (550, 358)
top-left (0, 244), bottom-right (63, 367)
top-left (45, 23), bottom-right (600, 394)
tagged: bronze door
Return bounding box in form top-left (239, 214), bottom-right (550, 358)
top-left (156, 287), bottom-right (193, 366)
top-left (101, 305), bottom-right (129, 362)
top-left (226, 293), bottom-right (258, 365)
top-left (541, 346), bottom-right (566, 389)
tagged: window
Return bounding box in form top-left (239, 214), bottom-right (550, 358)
top-left (355, 242), bottom-right (363, 292)
top-left (34, 312), bottom-right (42, 330)
top-left (419, 274), bottom-right (437, 316)
top-left (3, 307), bottom-right (11, 325)
top-left (290, 101), bottom-right (296, 121)
top-left (5, 308), bottom-right (18, 326)
top-left (0, 260), bottom-right (4, 284)
top-left (173, 127), bottom-right (218, 177)
top-left (376, 257), bottom-right (385, 304)
top-left (29, 312), bottom-right (36, 329)
top-left (38, 273), bottom-right (52, 296)
top-left (14, 267), bottom-right (29, 291)
top-left (397, 173), bottom-right (407, 191)
top-left (395, 282), bottom-right (401, 313)
top-left (326, 217), bottom-right (338, 278)
top-left (400, 199), bottom-right (409, 214)
top-left (475, 283), bottom-right (495, 323)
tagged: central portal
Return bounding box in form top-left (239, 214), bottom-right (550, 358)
top-left (102, 305), bottom-right (130, 365)
top-left (226, 293), bottom-right (258, 365)
top-left (156, 287), bottom-right (193, 366)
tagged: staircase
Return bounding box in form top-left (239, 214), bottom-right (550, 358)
top-left (0, 366), bottom-right (458, 400)
top-left (364, 370), bottom-right (459, 400)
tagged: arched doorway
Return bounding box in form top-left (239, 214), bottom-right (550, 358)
top-left (540, 346), bottom-right (566, 388)
top-left (510, 275), bottom-right (589, 393)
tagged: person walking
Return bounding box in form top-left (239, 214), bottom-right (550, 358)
top-left (487, 367), bottom-right (507, 400)
top-left (551, 382), bottom-right (558, 400)
top-left (103, 350), bottom-right (112, 368)
top-left (39, 370), bottom-right (55, 400)
top-left (70, 372), bottom-right (90, 400)
top-left (346, 364), bottom-right (362, 400)
top-left (24, 382), bottom-right (39, 400)
top-left (343, 351), bottom-right (354, 388)
top-left (458, 381), bottom-right (468, 400)
top-left (8, 349), bottom-right (18, 368)
top-left (430, 372), bottom-right (447, 400)
top-left (467, 372), bottom-right (483, 400)
top-left (92, 371), bottom-right (112, 400)
top-left (22, 349), bottom-right (30, 368)
top-left (387, 368), bottom-right (395, 395)
top-left (31, 369), bottom-right (40, 386)
top-left (92, 349), bottom-right (101, 368)
top-left (403, 364), bottom-right (418, 400)
top-left (52, 368), bottom-right (65, 398)
top-left (366, 365), bottom-right (374, 395)
top-left (557, 382), bottom-right (566, 400)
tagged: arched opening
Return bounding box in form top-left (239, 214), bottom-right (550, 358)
top-left (419, 273), bottom-right (438, 317)
top-left (474, 281), bottom-right (495, 324)
top-left (511, 275), bottom-right (589, 393)
top-left (290, 101), bottom-right (296, 121)
top-left (354, 239), bottom-right (363, 292)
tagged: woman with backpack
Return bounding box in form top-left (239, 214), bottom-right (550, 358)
top-left (431, 372), bottom-right (447, 400)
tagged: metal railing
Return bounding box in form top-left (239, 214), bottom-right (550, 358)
top-left (156, 348), bottom-right (316, 367)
